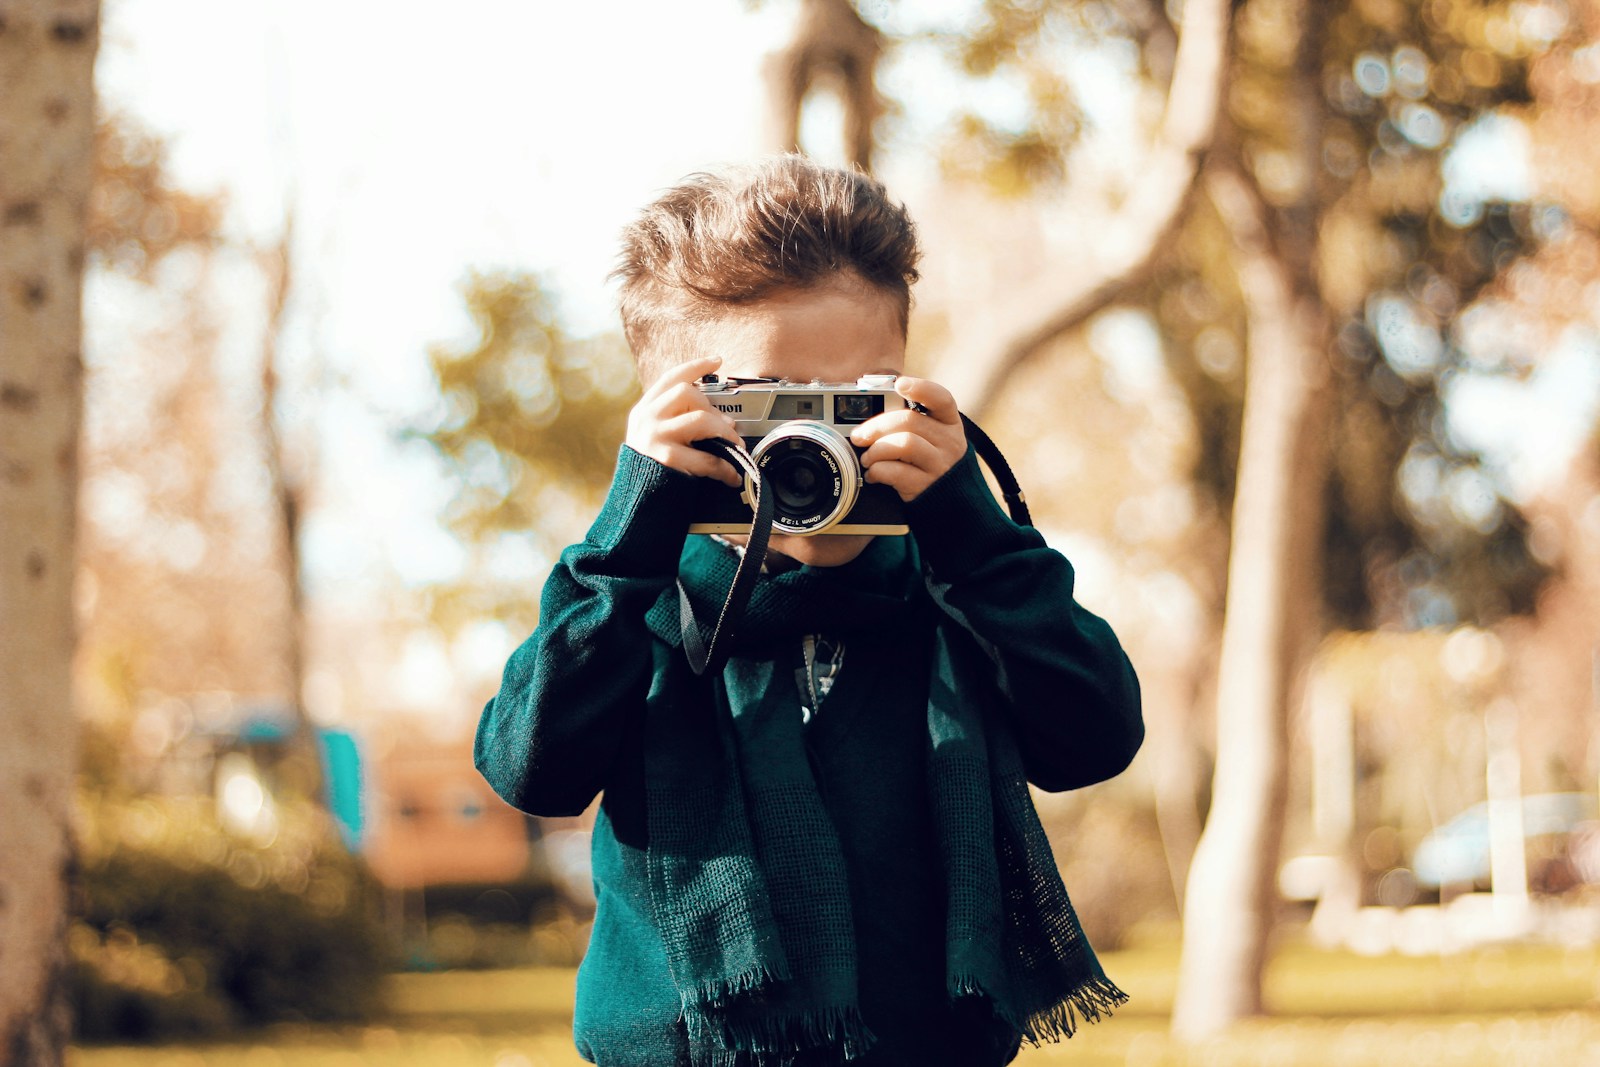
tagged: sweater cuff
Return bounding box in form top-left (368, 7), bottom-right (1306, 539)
top-left (904, 446), bottom-right (1032, 581)
top-left (585, 445), bottom-right (697, 575)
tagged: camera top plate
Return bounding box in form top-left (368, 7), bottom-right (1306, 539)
top-left (696, 372), bottom-right (898, 391)
top-left (695, 374), bottom-right (907, 432)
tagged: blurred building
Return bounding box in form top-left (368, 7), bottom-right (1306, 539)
top-left (362, 732), bottom-right (535, 889)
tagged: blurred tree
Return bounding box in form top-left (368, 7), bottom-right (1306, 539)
top-left (1173, 154), bottom-right (1333, 1035)
top-left (930, 0), bottom-right (1234, 410)
top-left (1166, 0), bottom-right (1335, 1033)
top-left (1432, 0), bottom-right (1600, 824)
top-left (932, 0), bottom-right (1553, 650)
top-left (1173, 0), bottom-right (1583, 1028)
top-left (418, 270), bottom-right (638, 635)
top-left (85, 109), bottom-right (222, 279)
top-left (253, 212), bottom-right (326, 801)
top-left (76, 116), bottom-right (298, 717)
top-left (764, 0), bottom-right (886, 169)
top-left (0, 1), bottom-right (101, 1061)
top-left (76, 106), bottom-right (332, 824)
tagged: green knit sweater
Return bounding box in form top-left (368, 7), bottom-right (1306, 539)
top-left (475, 446), bottom-right (1143, 1066)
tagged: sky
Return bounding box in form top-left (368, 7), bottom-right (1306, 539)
top-left (95, 0), bottom-right (809, 597)
top-left (99, 0), bottom-right (786, 337)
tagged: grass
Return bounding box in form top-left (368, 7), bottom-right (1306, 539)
top-left (70, 932), bottom-right (1600, 1067)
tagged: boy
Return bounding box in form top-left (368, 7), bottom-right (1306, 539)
top-left (475, 156), bottom-right (1143, 1066)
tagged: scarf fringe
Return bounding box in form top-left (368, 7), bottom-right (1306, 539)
top-left (680, 961), bottom-right (791, 1011)
top-left (684, 1001), bottom-right (876, 1066)
top-left (951, 972), bottom-right (1129, 1044)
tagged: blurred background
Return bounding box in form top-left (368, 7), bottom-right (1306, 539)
top-left (10, 0), bottom-right (1600, 1063)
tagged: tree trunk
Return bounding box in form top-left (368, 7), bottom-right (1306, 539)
top-left (0, 1), bottom-right (100, 1061)
top-left (1170, 0), bottom-right (1332, 1032)
top-left (937, 0), bottom-right (1232, 417)
top-left (256, 220), bottom-right (325, 804)
top-left (1169, 158), bottom-right (1330, 1038)
top-left (763, 0), bottom-right (883, 171)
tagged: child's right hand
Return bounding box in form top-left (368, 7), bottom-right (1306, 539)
top-left (624, 355), bottom-right (744, 488)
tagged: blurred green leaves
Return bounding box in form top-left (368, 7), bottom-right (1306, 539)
top-left (416, 271), bottom-right (638, 632)
top-left (72, 786), bottom-right (387, 1040)
top-left (423, 270), bottom-right (636, 540)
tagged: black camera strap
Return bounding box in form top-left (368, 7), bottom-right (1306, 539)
top-left (960, 414), bottom-right (1031, 528)
top-left (677, 416), bottom-right (1026, 676)
top-left (678, 438), bottom-right (773, 676)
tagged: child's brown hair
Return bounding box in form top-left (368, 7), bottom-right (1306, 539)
top-left (613, 155), bottom-right (921, 383)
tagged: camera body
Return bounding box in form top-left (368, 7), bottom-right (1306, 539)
top-left (688, 373), bottom-right (910, 537)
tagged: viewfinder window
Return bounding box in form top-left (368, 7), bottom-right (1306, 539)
top-left (833, 394), bottom-right (883, 424)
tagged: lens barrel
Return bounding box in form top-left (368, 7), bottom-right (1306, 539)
top-left (748, 422), bottom-right (861, 535)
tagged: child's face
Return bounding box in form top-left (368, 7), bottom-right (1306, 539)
top-left (709, 278), bottom-right (907, 569)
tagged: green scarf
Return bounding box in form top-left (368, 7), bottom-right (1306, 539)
top-left (643, 536), bottom-right (1125, 1066)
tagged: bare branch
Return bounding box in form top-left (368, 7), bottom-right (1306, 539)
top-left (936, 0), bottom-right (1232, 417)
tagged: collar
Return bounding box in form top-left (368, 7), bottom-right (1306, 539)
top-left (645, 534), bottom-right (926, 653)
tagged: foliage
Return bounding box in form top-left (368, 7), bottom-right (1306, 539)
top-left (915, 0), bottom-right (1578, 630)
top-left (417, 271), bottom-right (638, 631)
top-left (1237, 0), bottom-right (1553, 628)
top-left (88, 111), bottom-right (224, 279)
top-left (423, 270), bottom-right (637, 534)
top-left (945, 1), bottom-right (1157, 192)
top-left (70, 787), bottom-right (389, 1040)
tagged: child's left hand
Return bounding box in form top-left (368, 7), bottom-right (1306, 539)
top-left (850, 376), bottom-right (967, 502)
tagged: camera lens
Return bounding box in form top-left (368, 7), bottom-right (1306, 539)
top-left (750, 422), bottom-right (860, 535)
top-left (770, 450), bottom-right (826, 511)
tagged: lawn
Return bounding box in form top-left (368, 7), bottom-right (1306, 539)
top-left (69, 933), bottom-right (1600, 1067)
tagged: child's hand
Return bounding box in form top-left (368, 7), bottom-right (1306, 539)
top-left (625, 356), bottom-right (744, 488)
top-left (850, 376), bottom-right (967, 502)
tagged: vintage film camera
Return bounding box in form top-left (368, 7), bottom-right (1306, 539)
top-left (688, 373), bottom-right (910, 537)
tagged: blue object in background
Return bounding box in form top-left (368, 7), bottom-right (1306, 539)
top-left (232, 710), bottom-right (366, 852)
top-left (1412, 792), bottom-right (1597, 888)
top-left (317, 728), bottom-right (365, 852)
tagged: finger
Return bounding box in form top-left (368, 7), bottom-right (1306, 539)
top-left (643, 355), bottom-right (722, 400)
top-left (849, 407), bottom-right (964, 448)
top-left (892, 376), bottom-right (960, 424)
top-left (662, 408), bottom-right (739, 447)
top-left (664, 444), bottom-right (744, 487)
top-left (864, 459), bottom-right (933, 502)
top-left (651, 378), bottom-right (719, 419)
top-left (860, 431), bottom-right (943, 472)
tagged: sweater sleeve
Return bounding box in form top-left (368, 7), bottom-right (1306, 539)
top-left (905, 448), bottom-right (1144, 792)
top-left (474, 446), bottom-right (695, 817)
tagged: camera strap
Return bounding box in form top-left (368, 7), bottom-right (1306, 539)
top-left (676, 416), bottom-right (1026, 676)
top-left (960, 414), bottom-right (1032, 528)
top-left (678, 438), bottom-right (774, 676)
